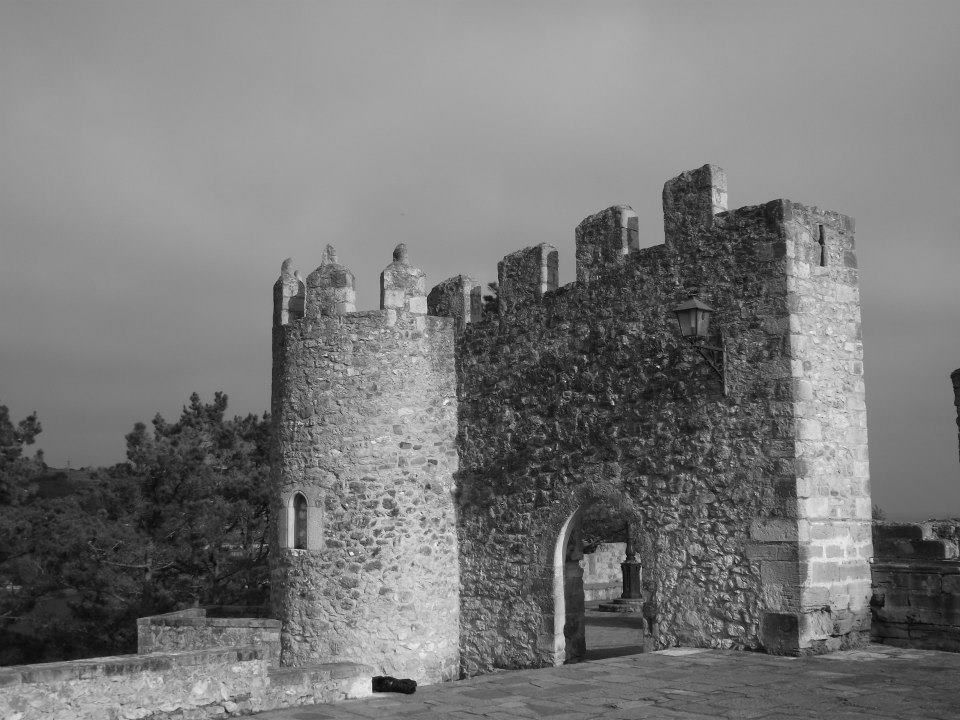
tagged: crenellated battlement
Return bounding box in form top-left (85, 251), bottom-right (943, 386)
top-left (663, 163), bottom-right (728, 244)
top-left (275, 165), bottom-right (857, 336)
top-left (575, 205), bottom-right (639, 283)
top-left (273, 243), bottom-right (445, 333)
top-left (425, 164), bottom-right (857, 330)
top-left (497, 243), bottom-right (559, 316)
top-left (427, 275), bottom-right (482, 331)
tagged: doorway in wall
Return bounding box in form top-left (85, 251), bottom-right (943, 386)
top-left (553, 504), bottom-right (649, 664)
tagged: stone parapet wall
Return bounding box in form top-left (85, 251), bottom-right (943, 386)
top-left (262, 662), bottom-right (372, 712)
top-left (137, 608), bottom-right (282, 664)
top-left (0, 645), bottom-right (372, 720)
top-left (871, 522), bottom-right (960, 652)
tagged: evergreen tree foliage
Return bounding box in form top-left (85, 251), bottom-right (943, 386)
top-left (122, 391), bottom-right (271, 609)
top-left (0, 394), bottom-right (271, 665)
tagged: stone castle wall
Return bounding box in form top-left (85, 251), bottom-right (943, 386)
top-left (444, 166), bottom-right (871, 673)
top-left (872, 522), bottom-right (960, 651)
top-left (270, 247), bottom-right (460, 683)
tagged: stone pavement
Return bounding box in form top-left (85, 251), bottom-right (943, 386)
top-left (254, 642), bottom-right (960, 720)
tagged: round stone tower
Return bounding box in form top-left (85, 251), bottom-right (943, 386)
top-left (269, 244), bottom-right (460, 684)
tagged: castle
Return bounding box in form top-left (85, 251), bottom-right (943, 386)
top-left (15, 164), bottom-right (960, 720)
top-left (269, 164), bottom-right (874, 681)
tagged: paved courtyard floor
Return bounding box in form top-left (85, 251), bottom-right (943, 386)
top-left (255, 608), bottom-right (960, 720)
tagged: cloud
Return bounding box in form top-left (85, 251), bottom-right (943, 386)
top-left (1, 0), bottom-right (958, 519)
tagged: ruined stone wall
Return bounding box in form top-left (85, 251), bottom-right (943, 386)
top-left (137, 608), bottom-right (281, 664)
top-left (449, 166), bottom-right (870, 673)
top-left (872, 523), bottom-right (960, 651)
top-left (783, 204), bottom-right (873, 652)
top-left (270, 249), bottom-right (460, 684)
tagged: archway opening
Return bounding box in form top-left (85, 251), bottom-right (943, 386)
top-left (552, 504), bottom-right (649, 663)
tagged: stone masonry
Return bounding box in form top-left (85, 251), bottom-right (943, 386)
top-left (868, 375), bottom-right (960, 653)
top-left (137, 608), bottom-right (282, 665)
top-left (871, 521), bottom-right (960, 651)
top-left (271, 246), bottom-right (460, 683)
top-left (0, 647), bottom-right (372, 720)
top-left (270, 164), bottom-right (873, 681)
top-left (581, 543), bottom-right (627, 601)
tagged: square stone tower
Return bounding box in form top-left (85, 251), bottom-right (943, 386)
top-left (435, 164), bottom-right (871, 671)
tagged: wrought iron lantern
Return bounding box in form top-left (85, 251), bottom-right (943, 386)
top-left (671, 294), bottom-right (726, 394)
top-left (673, 296), bottom-right (714, 339)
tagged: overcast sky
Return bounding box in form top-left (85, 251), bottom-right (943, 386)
top-left (1, 1), bottom-right (958, 520)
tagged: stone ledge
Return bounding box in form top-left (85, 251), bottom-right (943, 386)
top-left (267, 661), bottom-right (373, 686)
top-left (0, 645), bottom-right (262, 686)
top-left (873, 559), bottom-right (960, 574)
top-left (873, 621), bottom-right (960, 652)
top-left (139, 616), bottom-right (281, 629)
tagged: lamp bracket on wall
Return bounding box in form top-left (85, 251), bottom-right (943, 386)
top-left (671, 294), bottom-right (728, 396)
top-left (684, 336), bottom-right (727, 396)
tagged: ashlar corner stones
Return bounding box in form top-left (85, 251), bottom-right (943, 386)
top-left (270, 164), bottom-right (873, 683)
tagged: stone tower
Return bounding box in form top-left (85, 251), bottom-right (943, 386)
top-left (270, 244), bottom-right (461, 683)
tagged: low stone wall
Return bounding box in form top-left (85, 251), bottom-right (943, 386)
top-left (581, 542), bottom-right (625, 602)
top-left (138, 608), bottom-right (282, 664)
top-left (871, 522), bottom-right (960, 652)
top-left (0, 647), bottom-right (265, 720)
top-left (264, 663), bottom-right (372, 711)
top-left (0, 646), bottom-right (372, 720)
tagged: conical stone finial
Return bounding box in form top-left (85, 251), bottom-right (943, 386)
top-left (274, 258), bottom-right (305, 326)
top-left (305, 245), bottom-right (355, 317)
top-left (321, 244), bottom-right (339, 265)
top-left (381, 243), bottom-right (426, 313)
